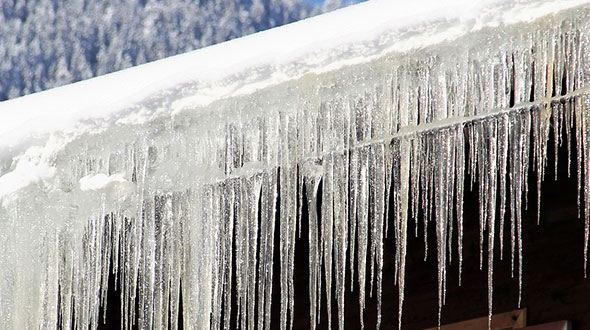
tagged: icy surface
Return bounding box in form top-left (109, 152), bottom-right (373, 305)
top-left (2, 0), bottom-right (590, 329)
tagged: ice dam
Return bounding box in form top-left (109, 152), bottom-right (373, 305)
top-left (2, 0), bottom-right (590, 329)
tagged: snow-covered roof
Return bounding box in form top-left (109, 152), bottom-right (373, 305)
top-left (1, 0), bottom-right (587, 176)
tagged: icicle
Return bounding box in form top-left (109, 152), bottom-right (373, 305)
top-left (566, 99), bottom-right (573, 178)
top-left (322, 153), bottom-right (335, 330)
top-left (447, 130), bottom-right (456, 267)
top-left (333, 152), bottom-right (349, 330)
top-left (497, 115), bottom-right (509, 262)
top-left (278, 106), bottom-right (298, 330)
top-left (303, 162), bottom-right (322, 330)
top-left (392, 137), bottom-right (411, 330)
top-left (280, 163), bottom-right (298, 330)
top-left (524, 110), bottom-right (532, 213)
top-left (581, 95), bottom-right (590, 278)
top-left (235, 179), bottom-right (248, 330)
top-left (221, 181), bottom-right (235, 330)
top-left (349, 149), bottom-right (359, 293)
top-left (509, 114), bottom-right (519, 281)
top-left (476, 123), bottom-right (487, 272)
top-left (357, 147), bottom-right (370, 330)
top-left (369, 143), bottom-right (386, 329)
top-left (455, 125), bottom-right (466, 285)
top-left (520, 110), bottom-right (531, 308)
top-left (152, 197), bottom-right (165, 330)
top-left (247, 175), bottom-right (262, 330)
top-left (422, 133), bottom-right (432, 261)
top-left (435, 129), bottom-right (450, 329)
top-left (411, 135), bottom-right (422, 239)
top-left (170, 193), bottom-right (184, 330)
top-left (384, 134), bottom-right (395, 244)
top-left (486, 119), bottom-right (498, 327)
top-left (553, 103), bottom-right (562, 181)
top-left (258, 169), bottom-right (278, 330)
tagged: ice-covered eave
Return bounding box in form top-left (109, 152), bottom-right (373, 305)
top-left (1, 0), bottom-right (589, 177)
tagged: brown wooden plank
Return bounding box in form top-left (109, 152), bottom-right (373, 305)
top-left (423, 309), bottom-right (526, 330)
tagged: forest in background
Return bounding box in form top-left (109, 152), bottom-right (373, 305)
top-left (0, 0), bottom-right (350, 101)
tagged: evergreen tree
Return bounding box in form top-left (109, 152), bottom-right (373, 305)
top-left (0, 0), bottom-right (348, 101)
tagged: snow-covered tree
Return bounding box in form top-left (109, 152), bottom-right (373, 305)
top-left (0, 0), bottom-right (349, 101)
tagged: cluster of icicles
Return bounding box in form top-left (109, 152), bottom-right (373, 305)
top-left (3, 5), bottom-right (590, 330)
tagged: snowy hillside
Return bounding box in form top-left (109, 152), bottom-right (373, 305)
top-left (1, 0), bottom-right (590, 329)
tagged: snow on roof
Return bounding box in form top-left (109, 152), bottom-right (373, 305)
top-left (1, 0), bottom-right (587, 176)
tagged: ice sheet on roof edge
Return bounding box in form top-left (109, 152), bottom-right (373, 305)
top-left (0, 0), bottom-right (588, 163)
top-left (2, 1), bottom-right (590, 330)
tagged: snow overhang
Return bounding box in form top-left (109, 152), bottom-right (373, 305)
top-left (1, 0), bottom-right (588, 173)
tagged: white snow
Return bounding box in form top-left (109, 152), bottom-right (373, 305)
top-left (0, 158), bottom-right (55, 202)
top-left (79, 173), bottom-right (129, 192)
